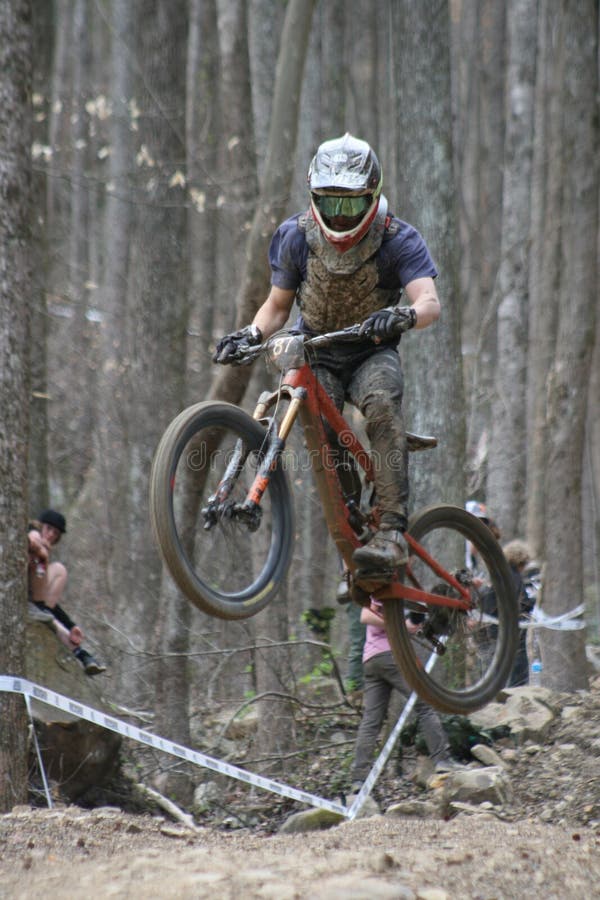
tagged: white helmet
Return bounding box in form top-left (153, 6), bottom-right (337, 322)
top-left (308, 133), bottom-right (383, 252)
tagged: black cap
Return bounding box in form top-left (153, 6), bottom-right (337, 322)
top-left (39, 509), bottom-right (67, 534)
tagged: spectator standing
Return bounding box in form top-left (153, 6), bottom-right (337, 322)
top-left (502, 540), bottom-right (534, 687)
top-left (350, 598), bottom-right (458, 791)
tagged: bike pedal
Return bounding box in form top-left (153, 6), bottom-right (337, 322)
top-left (355, 563), bottom-right (404, 581)
top-left (354, 568), bottom-right (396, 591)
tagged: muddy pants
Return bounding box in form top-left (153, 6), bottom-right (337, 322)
top-left (313, 346), bottom-right (408, 530)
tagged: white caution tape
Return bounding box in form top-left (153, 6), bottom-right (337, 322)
top-left (478, 603), bottom-right (585, 632)
top-left (528, 603), bottom-right (586, 631)
top-left (0, 676), bottom-right (347, 818)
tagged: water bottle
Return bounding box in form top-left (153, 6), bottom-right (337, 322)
top-left (530, 658), bottom-right (543, 687)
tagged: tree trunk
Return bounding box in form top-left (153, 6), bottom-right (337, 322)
top-left (486, 0), bottom-right (537, 539)
top-left (209, 0), bottom-right (317, 760)
top-left (118, 0), bottom-right (188, 709)
top-left (525, 0), bottom-right (564, 558)
top-left (64, 0), bottom-right (95, 498)
top-left (0, 0), bottom-right (32, 811)
top-left (453, 0), bottom-right (506, 497)
top-left (186, 0), bottom-right (220, 403)
top-left (214, 0), bottom-right (258, 341)
top-left (148, 0), bottom-right (222, 806)
top-left (584, 316), bottom-right (600, 637)
top-left (28, 2), bottom-right (54, 513)
top-left (248, 0), bottom-right (285, 179)
top-left (346, 1), bottom-right (379, 144)
top-left (394, 0), bottom-right (466, 514)
top-left (208, 0), bottom-right (317, 408)
top-left (540, 0), bottom-right (598, 691)
top-left (86, 0), bottom-right (136, 649)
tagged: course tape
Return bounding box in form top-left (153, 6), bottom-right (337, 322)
top-left (480, 603), bottom-right (586, 632)
top-left (529, 603), bottom-right (586, 631)
top-left (0, 676), bottom-right (348, 818)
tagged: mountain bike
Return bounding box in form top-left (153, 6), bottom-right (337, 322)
top-left (150, 326), bottom-right (518, 714)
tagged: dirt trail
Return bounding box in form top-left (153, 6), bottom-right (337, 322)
top-left (1, 807), bottom-right (599, 899)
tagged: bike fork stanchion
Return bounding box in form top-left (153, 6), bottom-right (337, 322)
top-left (242, 395), bottom-right (302, 509)
top-left (346, 647), bottom-right (440, 821)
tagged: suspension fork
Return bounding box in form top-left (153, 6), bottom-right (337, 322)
top-left (205, 389), bottom-right (304, 515)
top-left (241, 388), bottom-right (306, 510)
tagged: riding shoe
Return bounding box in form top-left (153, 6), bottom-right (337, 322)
top-left (352, 528), bottom-right (408, 579)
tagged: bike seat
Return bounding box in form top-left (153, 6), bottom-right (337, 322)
top-left (406, 431), bottom-right (438, 452)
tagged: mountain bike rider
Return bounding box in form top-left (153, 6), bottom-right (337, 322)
top-left (214, 133), bottom-right (440, 580)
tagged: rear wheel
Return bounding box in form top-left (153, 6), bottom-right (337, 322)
top-left (384, 504), bottom-right (518, 714)
top-left (150, 401), bottom-right (294, 619)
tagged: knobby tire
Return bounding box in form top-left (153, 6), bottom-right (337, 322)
top-left (150, 401), bottom-right (294, 619)
top-left (384, 504), bottom-right (519, 714)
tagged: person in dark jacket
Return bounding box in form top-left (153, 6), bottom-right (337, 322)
top-left (502, 540), bottom-right (534, 687)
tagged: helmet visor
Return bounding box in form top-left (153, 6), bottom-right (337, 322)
top-left (312, 193), bottom-right (372, 220)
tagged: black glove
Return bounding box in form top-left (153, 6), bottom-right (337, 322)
top-left (358, 305), bottom-right (417, 339)
top-left (213, 324), bottom-right (263, 364)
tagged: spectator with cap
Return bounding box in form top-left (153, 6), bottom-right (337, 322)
top-left (28, 509), bottom-right (106, 676)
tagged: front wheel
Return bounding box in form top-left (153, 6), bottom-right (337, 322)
top-left (150, 401), bottom-right (294, 619)
top-left (384, 504), bottom-right (518, 714)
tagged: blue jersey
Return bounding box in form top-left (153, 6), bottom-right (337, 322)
top-left (268, 213), bottom-right (438, 293)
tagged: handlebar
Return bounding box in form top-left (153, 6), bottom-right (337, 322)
top-left (217, 323), bottom-right (370, 366)
top-left (303, 323), bottom-right (364, 347)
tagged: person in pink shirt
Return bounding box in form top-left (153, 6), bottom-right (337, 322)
top-left (350, 598), bottom-right (457, 790)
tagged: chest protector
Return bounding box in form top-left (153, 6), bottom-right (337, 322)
top-left (297, 195), bottom-right (400, 332)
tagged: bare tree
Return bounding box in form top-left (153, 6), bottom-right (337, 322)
top-left (453, 1), bottom-right (507, 495)
top-left (186, 0), bottom-right (220, 401)
top-left (486, 0), bottom-right (537, 537)
top-left (539, 0), bottom-right (598, 691)
top-left (208, 0), bottom-right (317, 405)
top-left (28, 2), bottom-right (55, 512)
top-left (0, 0), bottom-right (32, 811)
top-left (115, 0), bottom-right (189, 708)
top-left (393, 0), bottom-right (466, 514)
top-left (584, 317), bottom-right (600, 637)
top-left (214, 0), bottom-right (258, 340)
top-left (210, 0), bottom-right (318, 760)
top-left (526, 1), bottom-right (564, 557)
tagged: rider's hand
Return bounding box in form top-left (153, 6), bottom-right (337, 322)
top-left (212, 324), bottom-right (263, 364)
top-left (358, 306), bottom-right (417, 339)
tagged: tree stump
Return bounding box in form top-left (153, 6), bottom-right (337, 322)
top-left (25, 621), bottom-right (121, 802)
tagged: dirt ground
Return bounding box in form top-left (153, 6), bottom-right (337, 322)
top-left (1, 804), bottom-right (599, 899)
top-left (3, 676), bottom-right (600, 898)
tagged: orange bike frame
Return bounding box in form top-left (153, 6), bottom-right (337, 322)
top-left (248, 359), bottom-right (471, 613)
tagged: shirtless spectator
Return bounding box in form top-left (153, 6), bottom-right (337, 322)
top-left (28, 509), bottom-right (106, 676)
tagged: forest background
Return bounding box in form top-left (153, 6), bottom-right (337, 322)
top-left (1, 0), bottom-right (598, 807)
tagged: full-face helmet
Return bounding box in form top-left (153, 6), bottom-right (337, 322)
top-left (308, 133), bottom-right (383, 252)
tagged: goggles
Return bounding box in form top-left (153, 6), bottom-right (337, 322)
top-left (312, 193), bottom-right (372, 220)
